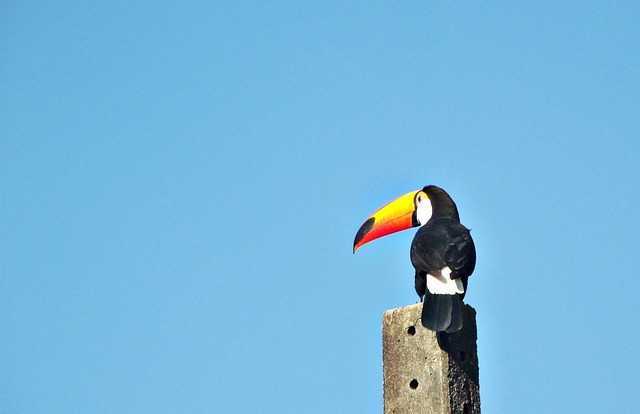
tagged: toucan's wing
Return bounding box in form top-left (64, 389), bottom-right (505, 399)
top-left (411, 219), bottom-right (476, 294)
top-left (444, 223), bottom-right (476, 282)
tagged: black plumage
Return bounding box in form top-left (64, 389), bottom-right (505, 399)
top-left (410, 186), bottom-right (476, 333)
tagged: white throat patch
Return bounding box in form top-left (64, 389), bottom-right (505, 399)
top-left (416, 197), bottom-right (433, 226)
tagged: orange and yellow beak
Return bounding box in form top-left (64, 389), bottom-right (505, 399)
top-left (353, 190), bottom-right (422, 253)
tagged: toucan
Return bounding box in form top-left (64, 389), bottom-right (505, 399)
top-left (353, 185), bottom-right (476, 333)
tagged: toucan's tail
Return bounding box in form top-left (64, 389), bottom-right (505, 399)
top-left (421, 289), bottom-right (463, 333)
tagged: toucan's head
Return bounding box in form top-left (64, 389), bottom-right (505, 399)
top-left (353, 185), bottom-right (459, 253)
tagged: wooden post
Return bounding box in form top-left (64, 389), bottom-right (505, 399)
top-left (382, 302), bottom-right (480, 414)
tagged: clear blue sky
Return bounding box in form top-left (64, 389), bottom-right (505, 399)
top-left (2, 2), bottom-right (639, 413)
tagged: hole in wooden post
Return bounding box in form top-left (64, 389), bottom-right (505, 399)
top-left (463, 402), bottom-right (471, 413)
top-left (459, 351), bottom-right (467, 362)
top-left (407, 325), bottom-right (416, 336)
top-left (409, 379), bottom-right (419, 389)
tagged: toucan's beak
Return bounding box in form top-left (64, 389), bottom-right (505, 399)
top-left (353, 190), bottom-right (420, 253)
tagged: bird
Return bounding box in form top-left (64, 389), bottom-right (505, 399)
top-left (353, 185), bottom-right (476, 333)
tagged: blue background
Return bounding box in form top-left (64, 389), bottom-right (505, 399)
top-left (2, 2), bottom-right (639, 413)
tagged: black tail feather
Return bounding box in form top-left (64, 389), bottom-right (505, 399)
top-left (421, 290), bottom-right (463, 333)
